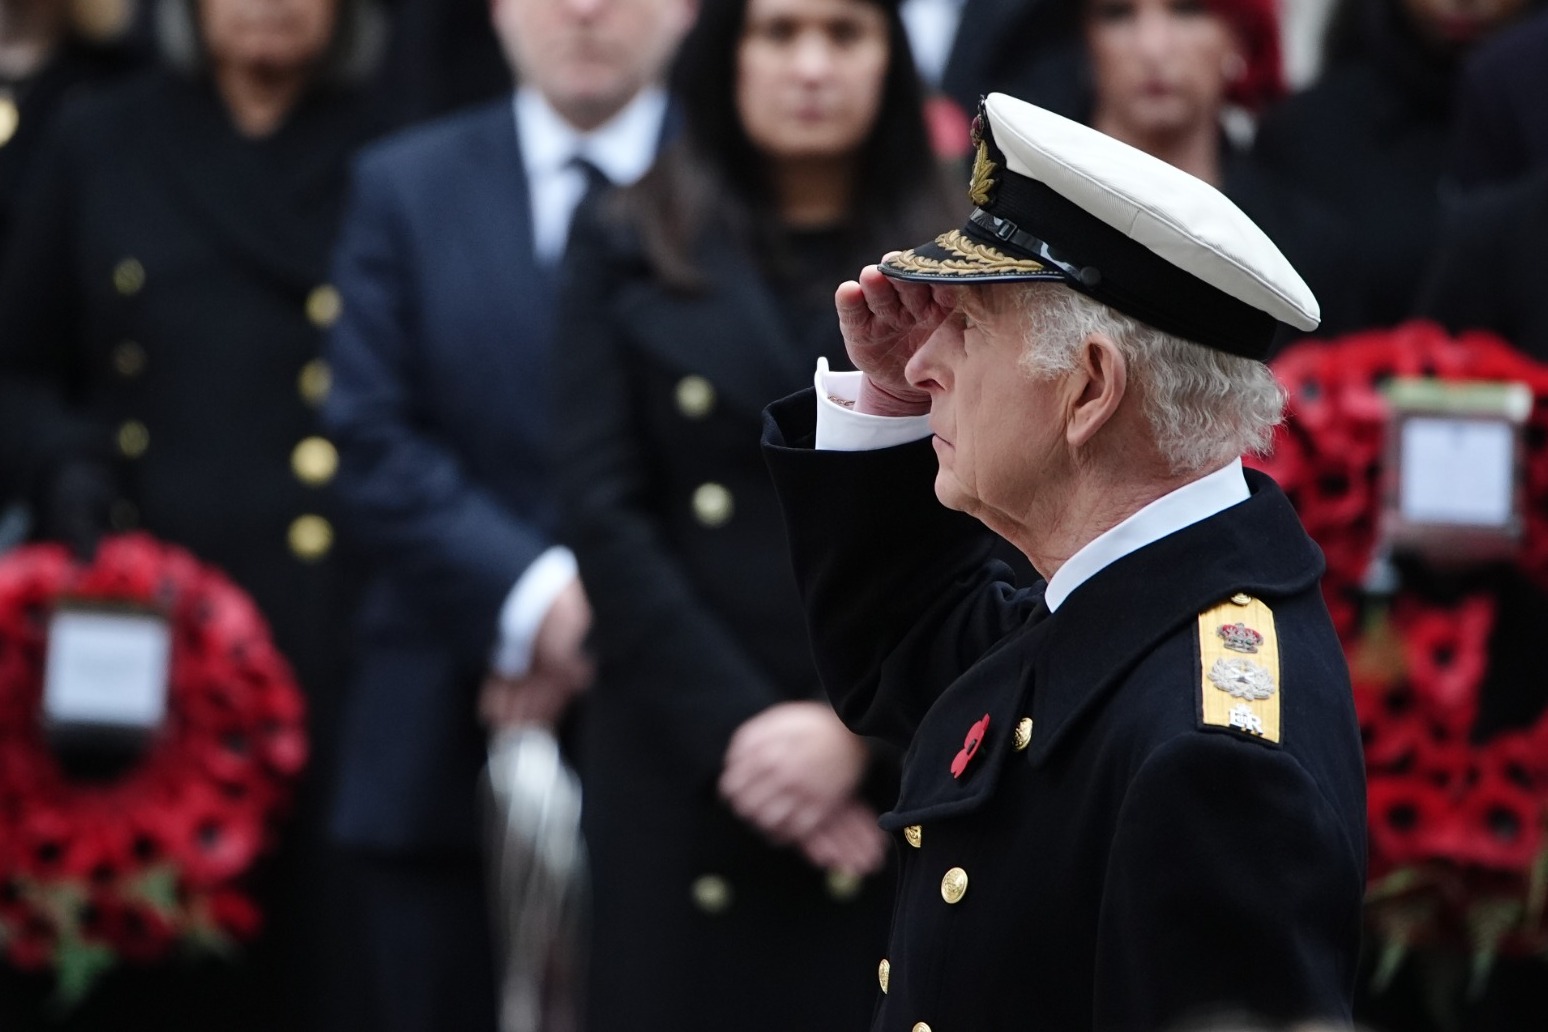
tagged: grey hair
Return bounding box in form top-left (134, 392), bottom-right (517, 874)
top-left (156, 0), bottom-right (386, 85)
top-left (1010, 285), bottom-right (1285, 476)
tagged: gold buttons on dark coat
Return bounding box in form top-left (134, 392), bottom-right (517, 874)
top-left (692, 483), bottom-right (733, 527)
top-left (291, 436), bottom-right (338, 486)
top-left (826, 869), bottom-right (862, 901)
top-left (675, 375), bottom-right (716, 419)
top-left (307, 285), bottom-right (343, 328)
top-left (0, 94), bottom-right (18, 148)
top-left (690, 874), bottom-right (732, 914)
top-left (1013, 717), bottom-right (1034, 752)
top-left (941, 866), bottom-right (968, 904)
top-left (116, 420), bottom-right (149, 458)
top-left (298, 359), bottom-right (332, 407)
top-left (112, 340), bottom-right (147, 378)
top-left (288, 515), bottom-right (333, 561)
top-left (903, 825), bottom-right (923, 848)
top-left (878, 958), bottom-right (890, 994)
top-left (913, 1023), bottom-right (932, 1032)
top-left (113, 258), bottom-right (145, 296)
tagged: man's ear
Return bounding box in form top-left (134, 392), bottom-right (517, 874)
top-left (1065, 332), bottom-right (1127, 449)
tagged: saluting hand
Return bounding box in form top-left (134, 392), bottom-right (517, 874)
top-left (835, 260), bottom-right (951, 417)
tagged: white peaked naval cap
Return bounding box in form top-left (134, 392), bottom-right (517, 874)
top-left (883, 93), bottom-right (1320, 360)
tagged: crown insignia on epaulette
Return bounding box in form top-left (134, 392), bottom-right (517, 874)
top-left (1216, 621), bottom-right (1263, 654)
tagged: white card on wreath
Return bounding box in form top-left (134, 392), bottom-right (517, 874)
top-left (42, 606), bottom-right (171, 732)
top-left (1398, 416), bottom-right (1515, 527)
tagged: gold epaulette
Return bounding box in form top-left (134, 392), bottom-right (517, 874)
top-left (1197, 594), bottom-right (1281, 744)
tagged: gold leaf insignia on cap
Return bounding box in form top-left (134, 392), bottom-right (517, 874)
top-left (886, 229), bottom-right (1047, 278)
top-left (968, 140), bottom-right (997, 207)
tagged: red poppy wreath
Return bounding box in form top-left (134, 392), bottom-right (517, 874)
top-left (0, 533), bottom-right (305, 1005)
top-left (1248, 321), bottom-right (1548, 989)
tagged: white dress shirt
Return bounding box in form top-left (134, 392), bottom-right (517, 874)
top-left (811, 361), bottom-right (1251, 611)
top-left (490, 86), bottom-right (669, 678)
top-left (514, 85), bottom-right (669, 264)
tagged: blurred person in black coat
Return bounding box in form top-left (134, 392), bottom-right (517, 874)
top-left (901, 0), bottom-right (1086, 119)
top-left (552, 0), bottom-right (956, 1026)
top-left (1253, 0), bottom-right (1540, 332)
top-left (0, 0), bottom-right (142, 257)
top-left (1447, 6), bottom-right (1548, 189)
top-left (1078, 0), bottom-right (1359, 346)
top-left (0, 0), bottom-right (380, 1028)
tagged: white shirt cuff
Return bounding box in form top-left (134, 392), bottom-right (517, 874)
top-left (489, 546), bottom-right (578, 677)
top-left (813, 358), bottom-right (932, 452)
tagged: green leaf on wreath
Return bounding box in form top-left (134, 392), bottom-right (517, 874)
top-left (1372, 938), bottom-right (1408, 994)
top-left (1527, 837), bottom-right (1548, 927)
top-left (48, 937), bottom-right (116, 1013)
top-left (1465, 898), bottom-right (1523, 999)
top-left (182, 920), bottom-right (239, 961)
top-left (124, 866), bottom-right (180, 916)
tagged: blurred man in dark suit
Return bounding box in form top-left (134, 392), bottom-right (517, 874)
top-left (322, 1), bottom-right (693, 1029)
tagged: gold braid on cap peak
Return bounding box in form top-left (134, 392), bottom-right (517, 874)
top-left (887, 230), bottom-right (1048, 277)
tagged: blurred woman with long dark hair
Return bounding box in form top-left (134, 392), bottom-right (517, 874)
top-left (553, 0), bottom-right (952, 1027)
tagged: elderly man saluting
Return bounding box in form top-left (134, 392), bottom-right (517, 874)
top-left (763, 94), bottom-right (1367, 1031)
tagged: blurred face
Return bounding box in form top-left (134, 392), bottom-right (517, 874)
top-left (1399, 0), bottom-right (1528, 51)
top-left (491, 0), bottom-right (695, 131)
top-left (197, 0), bottom-right (337, 74)
top-left (1085, 0), bottom-right (1241, 140)
top-left (904, 286), bottom-right (1069, 532)
top-left (736, 0), bottom-right (890, 162)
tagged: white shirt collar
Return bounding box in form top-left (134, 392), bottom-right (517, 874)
top-left (1043, 459), bottom-right (1251, 611)
top-left (513, 85), bottom-right (668, 188)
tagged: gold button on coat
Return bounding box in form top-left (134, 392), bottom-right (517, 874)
top-left (941, 866), bottom-right (968, 904)
top-left (307, 285), bottom-right (343, 328)
top-left (113, 258), bottom-right (145, 296)
top-left (291, 436), bottom-right (339, 486)
top-left (117, 420), bottom-right (149, 458)
top-left (878, 958), bottom-right (890, 994)
top-left (112, 340), bottom-right (147, 378)
top-left (1231, 593), bottom-right (1252, 606)
top-left (675, 375), bottom-right (716, 419)
top-left (288, 515), bottom-right (334, 561)
top-left (298, 359), bottom-right (332, 406)
top-left (690, 874), bottom-right (732, 914)
top-left (692, 482), bottom-right (733, 527)
top-left (826, 869), bottom-right (862, 901)
top-left (903, 825), bottom-right (923, 848)
top-left (0, 94), bottom-right (18, 148)
top-left (913, 1023), bottom-right (932, 1032)
top-left (1012, 717), bottom-right (1034, 752)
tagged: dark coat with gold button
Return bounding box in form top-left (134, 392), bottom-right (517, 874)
top-left (0, 70), bottom-right (372, 692)
top-left (763, 391), bottom-right (1368, 1032)
top-left (0, 69), bottom-right (372, 1032)
top-left (552, 213), bottom-right (896, 1032)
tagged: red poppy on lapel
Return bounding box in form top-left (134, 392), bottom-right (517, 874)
top-left (951, 714), bottom-right (992, 779)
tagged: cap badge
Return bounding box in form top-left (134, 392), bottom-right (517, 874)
top-left (950, 713), bottom-right (991, 778)
top-left (1216, 621), bottom-right (1263, 654)
top-left (1208, 656), bottom-right (1277, 701)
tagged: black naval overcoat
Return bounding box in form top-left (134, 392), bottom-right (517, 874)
top-left (762, 390), bottom-right (1368, 1032)
top-left (553, 216), bottom-right (896, 1031)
